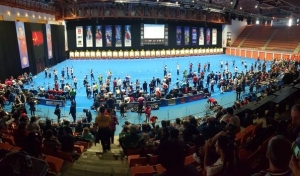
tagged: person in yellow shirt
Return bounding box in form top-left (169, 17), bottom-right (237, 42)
top-left (94, 106), bottom-right (111, 152)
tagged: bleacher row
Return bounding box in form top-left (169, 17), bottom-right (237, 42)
top-left (126, 122), bottom-right (272, 176)
top-left (0, 127), bottom-right (90, 175)
top-left (231, 26), bottom-right (300, 52)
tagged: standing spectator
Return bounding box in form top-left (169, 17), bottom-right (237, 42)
top-left (61, 126), bottom-right (75, 154)
top-left (26, 116), bottom-right (40, 133)
top-left (94, 106), bottom-right (111, 152)
top-left (28, 98), bottom-right (36, 116)
top-left (150, 116), bottom-right (158, 128)
top-left (144, 105), bottom-right (151, 123)
top-left (108, 109), bottom-right (119, 144)
top-left (137, 94), bottom-right (145, 117)
top-left (54, 104), bottom-right (61, 123)
top-left (69, 101), bottom-right (76, 122)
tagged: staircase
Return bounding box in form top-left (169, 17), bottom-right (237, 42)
top-left (62, 142), bottom-right (129, 176)
top-left (237, 26), bottom-right (257, 47)
top-left (263, 29), bottom-right (279, 49)
top-left (294, 42), bottom-right (300, 54)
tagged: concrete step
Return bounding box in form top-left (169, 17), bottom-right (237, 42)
top-left (75, 158), bottom-right (128, 167)
top-left (81, 152), bottom-right (123, 160)
top-left (63, 163), bottom-right (128, 176)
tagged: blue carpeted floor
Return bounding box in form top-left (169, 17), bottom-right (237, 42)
top-left (10, 54), bottom-right (271, 134)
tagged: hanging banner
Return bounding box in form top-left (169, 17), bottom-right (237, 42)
top-left (85, 26), bottom-right (93, 47)
top-left (184, 26), bottom-right (190, 45)
top-left (76, 26), bottom-right (83, 47)
top-left (212, 28), bottom-right (217, 45)
top-left (124, 25), bottom-right (132, 47)
top-left (115, 25), bottom-right (122, 47)
top-left (192, 27), bottom-right (197, 45)
top-left (15, 22), bottom-right (29, 69)
top-left (105, 25), bottom-right (112, 47)
top-left (95, 25), bottom-right (103, 47)
top-left (206, 28), bottom-right (211, 45)
top-left (45, 24), bottom-right (53, 59)
top-left (176, 26), bottom-right (182, 45)
top-left (199, 27), bottom-right (204, 46)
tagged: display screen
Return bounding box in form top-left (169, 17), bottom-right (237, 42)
top-left (141, 24), bottom-right (168, 46)
top-left (32, 31), bottom-right (44, 46)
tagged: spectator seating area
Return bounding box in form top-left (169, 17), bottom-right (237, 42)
top-left (231, 25), bottom-right (300, 52)
top-left (0, 125), bottom-right (90, 175)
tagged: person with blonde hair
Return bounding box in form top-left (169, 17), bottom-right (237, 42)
top-left (82, 127), bottom-right (94, 142)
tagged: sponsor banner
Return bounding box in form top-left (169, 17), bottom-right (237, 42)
top-left (212, 28), bottom-right (217, 45)
top-left (176, 26), bottom-right (182, 45)
top-left (45, 24), bottom-right (53, 59)
top-left (206, 28), bottom-right (211, 45)
top-left (105, 25), bottom-right (112, 47)
top-left (15, 22), bottom-right (29, 68)
top-left (188, 94), bottom-right (204, 102)
top-left (95, 25), bottom-right (103, 47)
top-left (184, 27), bottom-right (190, 45)
top-left (76, 26), bottom-right (83, 47)
top-left (86, 26), bottom-right (93, 47)
top-left (168, 99), bottom-right (176, 106)
top-left (124, 25), bottom-right (132, 47)
top-left (199, 27), bottom-right (204, 45)
top-left (115, 25), bottom-right (122, 47)
top-left (192, 27), bottom-right (197, 45)
top-left (45, 100), bottom-right (65, 107)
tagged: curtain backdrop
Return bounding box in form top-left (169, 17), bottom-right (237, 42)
top-left (0, 21), bottom-right (65, 81)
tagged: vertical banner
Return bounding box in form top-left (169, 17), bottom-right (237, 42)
top-left (15, 22), bottom-right (29, 69)
top-left (86, 26), bottom-right (93, 47)
top-left (95, 25), bottom-right (103, 47)
top-left (176, 26), bottom-right (182, 45)
top-left (45, 24), bottom-right (53, 59)
top-left (124, 25), bottom-right (131, 47)
top-left (105, 25), bottom-right (112, 47)
top-left (115, 25), bottom-right (122, 47)
top-left (212, 28), bottom-right (217, 45)
top-left (184, 27), bottom-right (190, 45)
top-left (206, 28), bottom-right (211, 45)
top-left (76, 26), bottom-right (83, 47)
top-left (199, 27), bottom-right (204, 45)
top-left (192, 27), bottom-right (197, 45)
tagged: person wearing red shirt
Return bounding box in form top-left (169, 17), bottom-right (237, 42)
top-left (150, 116), bottom-right (158, 128)
top-left (137, 94), bottom-right (145, 116)
top-left (48, 94), bottom-right (55, 100)
top-left (207, 97), bottom-right (218, 108)
top-left (144, 105), bottom-right (151, 123)
top-left (193, 75), bottom-right (198, 87)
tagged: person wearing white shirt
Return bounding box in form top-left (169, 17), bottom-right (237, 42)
top-left (117, 77), bottom-right (122, 90)
top-left (176, 64), bottom-right (180, 76)
top-left (167, 72), bottom-right (172, 83)
top-left (73, 76), bottom-right (77, 89)
top-left (64, 84), bottom-right (71, 92)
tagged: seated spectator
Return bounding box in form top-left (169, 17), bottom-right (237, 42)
top-left (173, 118), bottom-right (183, 132)
top-left (119, 126), bottom-right (129, 139)
top-left (119, 125), bottom-right (145, 155)
top-left (81, 127), bottom-right (94, 142)
top-left (156, 120), bottom-right (167, 140)
top-left (160, 127), bottom-right (170, 144)
top-left (252, 135), bottom-right (292, 176)
top-left (26, 116), bottom-right (40, 133)
top-left (139, 124), bottom-right (153, 147)
top-left (204, 135), bottom-right (236, 176)
top-left (57, 120), bottom-right (73, 142)
top-left (155, 139), bottom-right (198, 176)
top-left (220, 107), bottom-right (240, 132)
top-left (75, 120), bottom-right (83, 133)
top-left (13, 122), bottom-right (28, 148)
top-left (43, 129), bottom-right (61, 151)
top-left (182, 121), bottom-right (199, 143)
top-left (61, 126), bottom-right (75, 154)
top-left (42, 119), bottom-right (57, 137)
top-left (193, 135), bottom-right (205, 166)
top-left (25, 132), bottom-right (43, 158)
top-left (198, 117), bottom-right (221, 140)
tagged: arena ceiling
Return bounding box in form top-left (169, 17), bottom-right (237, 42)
top-left (50, 0), bottom-right (300, 19)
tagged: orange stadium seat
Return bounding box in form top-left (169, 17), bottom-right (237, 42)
top-left (130, 165), bottom-right (156, 176)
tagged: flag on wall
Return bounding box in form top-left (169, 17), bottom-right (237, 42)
top-left (124, 25), bottom-right (131, 47)
top-left (45, 24), bottom-right (53, 59)
top-left (76, 26), bottom-right (83, 47)
top-left (184, 27), bottom-right (190, 45)
top-left (206, 28), bottom-right (211, 45)
top-left (86, 26), bottom-right (93, 47)
top-left (176, 26), bottom-right (182, 45)
top-left (105, 25), bottom-right (112, 47)
top-left (192, 27), bottom-right (197, 45)
top-left (115, 25), bottom-right (122, 47)
top-left (95, 25), bottom-right (103, 47)
top-left (15, 22), bottom-right (29, 69)
top-left (199, 27), bottom-right (204, 46)
top-left (212, 28), bottom-right (217, 45)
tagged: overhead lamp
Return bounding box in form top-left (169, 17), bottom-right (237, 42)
top-left (17, 12), bottom-right (20, 16)
top-left (7, 11), bottom-right (10, 16)
top-left (25, 13), bottom-right (28, 17)
top-left (255, 5), bottom-right (258, 8)
top-left (240, 7), bottom-right (242, 10)
top-left (230, 0), bottom-right (233, 5)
